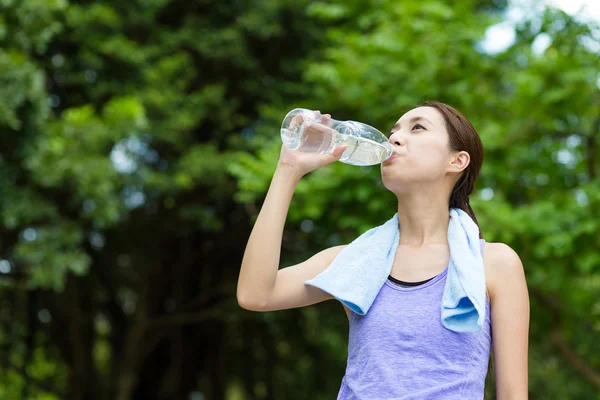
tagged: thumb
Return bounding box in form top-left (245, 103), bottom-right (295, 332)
top-left (331, 145), bottom-right (348, 159)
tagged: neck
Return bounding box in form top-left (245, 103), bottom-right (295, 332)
top-left (395, 190), bottom-right (450, 246)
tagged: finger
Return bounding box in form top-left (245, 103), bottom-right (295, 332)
top-left (332, 145), bottom-right (348, 159)
top-left (320, 114), bottom-right (333, 126)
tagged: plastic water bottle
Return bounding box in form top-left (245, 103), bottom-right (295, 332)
top-left (280, 108), bottom-right (395, 166)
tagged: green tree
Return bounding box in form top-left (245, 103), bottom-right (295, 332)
top-left (1, 0), bottom-right (334, 398)
top-left (1, 0), bottom-right (599, 399)
top-left (233, 2), bottom-right (600, 399)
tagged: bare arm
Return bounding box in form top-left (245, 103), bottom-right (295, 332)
top-left (485, 242), bottom-right (530, 400)
top-left (236, 164), bottom-right (344, 311)
top-left (237, 115), bottom-right (347, 312)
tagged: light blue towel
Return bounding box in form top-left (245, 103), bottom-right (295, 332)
top-left (304, 208), bottom-right (486, 333)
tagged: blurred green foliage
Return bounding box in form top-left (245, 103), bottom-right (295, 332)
top-left (0, 0), bottom-right (599, 399)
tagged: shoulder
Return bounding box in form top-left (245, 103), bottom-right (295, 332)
top-left (483, 242), bottom-right (521, 267)
top-left (483, 242), bottom-right (526, 303)
top-left (317, 245), bottom-right (346, 262)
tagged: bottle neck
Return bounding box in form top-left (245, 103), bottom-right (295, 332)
top-left (382, 141), bottom-right (395, 160)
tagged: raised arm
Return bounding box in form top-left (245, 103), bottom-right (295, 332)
top-left (237, 113), bottom-right (347, 312)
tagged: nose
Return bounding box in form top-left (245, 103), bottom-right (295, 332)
top-left (388, 130), bottom-right (406, 148)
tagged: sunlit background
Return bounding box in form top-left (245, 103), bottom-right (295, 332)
top-left (482, 0), bottom-right (600, 53)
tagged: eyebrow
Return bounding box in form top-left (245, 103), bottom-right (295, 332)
top-left (389, 116), bottom-right (434, 135)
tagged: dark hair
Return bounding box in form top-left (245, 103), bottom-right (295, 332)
top-left (420, 100), bottom-right (484, 236)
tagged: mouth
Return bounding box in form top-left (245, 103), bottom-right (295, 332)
top-left (383, 153), bottom-right (399, 164)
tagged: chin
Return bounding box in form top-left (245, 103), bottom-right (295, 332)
top-left (382, 168), bottom-right (409, 182)
top-left (381, 170), bottom-right (426, 193)
top-left (382, 176), bottom-right (409, 193)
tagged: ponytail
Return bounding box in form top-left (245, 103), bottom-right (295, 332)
top-left (449, 177), bottom-right (482, 239)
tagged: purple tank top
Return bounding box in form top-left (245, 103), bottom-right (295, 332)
top-left (337, 240), bottom-right (491, 400)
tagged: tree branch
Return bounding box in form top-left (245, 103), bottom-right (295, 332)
top-left (181, 284), bottom-right (234, 311)
top-left (585, 116), bottom-right (599, 180)
top-left (146, 304), bottom-right (260, 329)
top-left (549, 329), bottom-right (600, 391)
top-left (529, 287), bottom-right (594, 331)
top-left (531, 287), bottom-right (600, 390)
top-left (146, 308), bottom-right (226, 328)
top-left (546, 132), bottom-right (584, 140)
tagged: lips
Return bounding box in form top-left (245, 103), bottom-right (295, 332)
top-left (383, 154), bottom-right (399, 165)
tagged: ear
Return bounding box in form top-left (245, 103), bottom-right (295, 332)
top-left (448, 151), bottom-right (470, 173)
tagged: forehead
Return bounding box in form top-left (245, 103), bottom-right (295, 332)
top-left (395, 106), bottom-right (444, 126)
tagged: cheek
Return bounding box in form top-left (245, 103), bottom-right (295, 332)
top-left (411, 141), bottom-right (448, 168)
top-left (381, 147), bottom-right (449, 186)
top-left (417, 154), bottom-right (447, 171)
top-left (404, 146), bottom-right (446, 170)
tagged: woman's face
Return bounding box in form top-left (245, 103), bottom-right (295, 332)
top-left (381, 106), bottom-right (461, 192)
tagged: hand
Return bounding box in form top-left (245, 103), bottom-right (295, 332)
top-left (277, 110), bottom-right (347, 178)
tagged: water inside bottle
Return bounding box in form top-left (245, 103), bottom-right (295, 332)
top-left (337, 134), bottom-right (391, 166)
top-left (288, 123), bottom-right (389, 166)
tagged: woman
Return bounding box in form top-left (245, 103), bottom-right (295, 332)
top-left (237, 101), bottom-right (529, 399)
